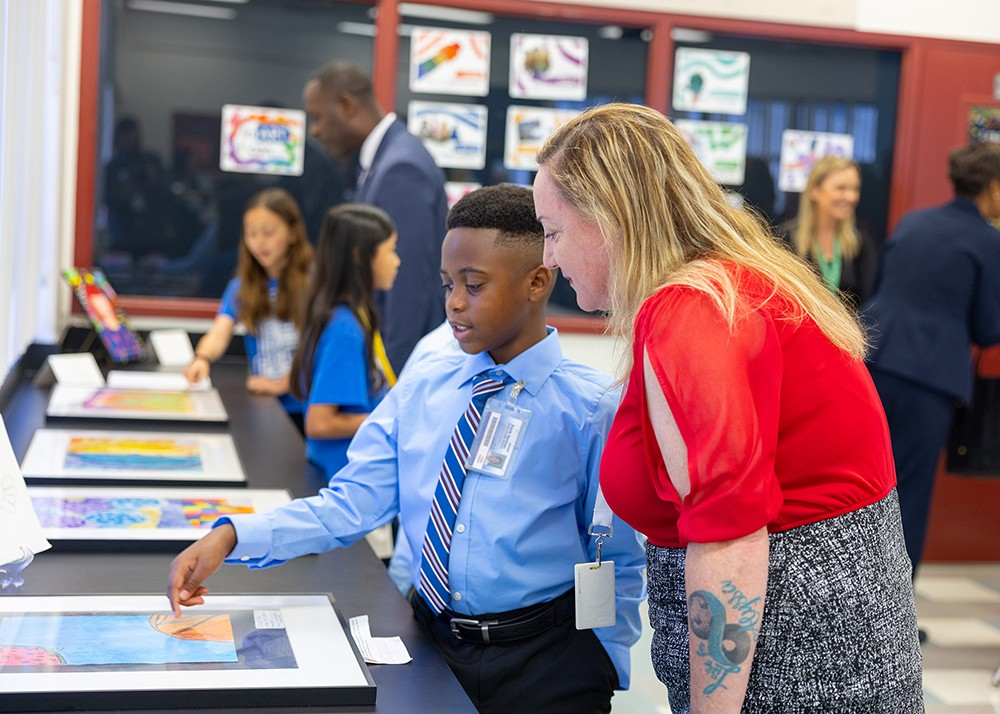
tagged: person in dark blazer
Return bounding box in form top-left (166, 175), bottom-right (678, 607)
top-left (862, 142), bottom-right (1000, 585)
top-left (779, 155), bottom-right (878, 310)
top-left (303, 61), bottom-right (448, 372)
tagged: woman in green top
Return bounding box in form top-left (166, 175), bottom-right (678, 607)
top-left (780, 155), bottom-right (878, 310)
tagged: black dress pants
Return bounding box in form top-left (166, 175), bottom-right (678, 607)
top-left (869, 367), bottom-right (956, 578)
top-left (411, 593), bottom-right (619, 714)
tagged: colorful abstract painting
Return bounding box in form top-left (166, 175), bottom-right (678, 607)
top-left (83, 389), bottom-right (195, 414)
top-left (64, 436), bottom-right (201, 471)
top-left (30, 496), bottom-right (255, 529)
top-left (63, 267), bottom-right (145, 363)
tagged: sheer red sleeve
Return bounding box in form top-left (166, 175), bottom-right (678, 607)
top-left (638, 287), bottom-right (784, 543)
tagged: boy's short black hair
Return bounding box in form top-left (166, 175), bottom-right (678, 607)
top-left (446, 183), bottom-right (543, 258)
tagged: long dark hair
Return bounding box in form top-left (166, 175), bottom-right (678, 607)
top-left (235, 187), bottom-right (312, 333)
top-left (290, 203), bottom-right (395, 400)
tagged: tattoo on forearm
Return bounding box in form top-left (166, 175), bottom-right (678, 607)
top-left (688, 580), bottom-right (762, 696)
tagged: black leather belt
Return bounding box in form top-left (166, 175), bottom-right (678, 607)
top-left (414, 589), bottom-right (575, 644)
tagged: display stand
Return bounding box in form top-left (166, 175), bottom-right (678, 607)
top-left (0, 547), bottom-right (34, 591)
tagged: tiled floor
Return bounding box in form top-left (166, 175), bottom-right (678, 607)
top-left (611, 563), bottom-right (1000, 713)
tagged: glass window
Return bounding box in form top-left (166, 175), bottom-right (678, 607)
top-left (393, 9), bottom-right (651, 314)
top-left (93, 0), bottom-right (374, 299)
top-left (670, 33), bottom-right (900, 247)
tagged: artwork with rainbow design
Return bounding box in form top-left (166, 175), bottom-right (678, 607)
top-left (84, 389), bottom-right (194, 413)
top-left (21, 429), bottom-right (244, 485)
top-left (45, 385), bottom-right (228, 423)
top-left (64, 435), bottom-right (201, 471)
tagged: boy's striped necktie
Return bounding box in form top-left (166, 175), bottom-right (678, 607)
top-left (417, 373), bottom-right (507, 614)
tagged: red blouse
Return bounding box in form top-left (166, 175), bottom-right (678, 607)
top-left (601, 264), bottom-right (895, 547)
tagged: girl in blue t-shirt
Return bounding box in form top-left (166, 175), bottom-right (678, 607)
top-left (289, 203), bottom-right (399, 472)
top-left (185, 188), bottom-right (313, 430)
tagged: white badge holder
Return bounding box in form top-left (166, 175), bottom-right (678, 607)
top-left (465, 380), bottom-right (531, 479)
top-left (575, 487), bottom-right (616, 629)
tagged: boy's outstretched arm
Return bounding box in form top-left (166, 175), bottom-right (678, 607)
top-left (165, 523), bottom-right (238, 616)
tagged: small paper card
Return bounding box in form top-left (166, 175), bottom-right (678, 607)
top-left (0, 415), bottom-right (51, 566)
top-left (40, 353), bottom-right (106, 388)
top-left (349, 615), bottom-right (412, 665)
top-left (149, 329), bottom-right (196, 367)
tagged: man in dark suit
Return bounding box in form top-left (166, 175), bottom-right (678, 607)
top-left (862, 142), bottom-right (1000, 585)
top-left (303, 61), bottom-right (448, 371)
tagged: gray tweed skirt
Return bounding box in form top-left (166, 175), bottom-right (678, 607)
top-left (647, 489), bottom-right (924, 713)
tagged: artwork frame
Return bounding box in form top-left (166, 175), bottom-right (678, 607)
top-left (45, 385), bottom-right (229, 424)
top-left (0, 594), bottom-right (376, 711)
top-left (26, 486), bottom-right (289, 550)
top-left (20, 429), bottom-right (245, 487)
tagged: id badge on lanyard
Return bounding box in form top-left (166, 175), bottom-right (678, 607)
top-left (575, 487), bottom-right (617, 629)
top-left (465, 380), bottom-right (531, 479)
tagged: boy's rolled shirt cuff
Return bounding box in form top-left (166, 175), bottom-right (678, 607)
top-left (214, 514), bottom-right (274, 566)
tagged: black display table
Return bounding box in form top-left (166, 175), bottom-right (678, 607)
top-left (0, 342), bottom-right (475, 713)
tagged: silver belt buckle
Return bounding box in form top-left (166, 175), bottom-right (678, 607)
top-left (449, 617), bottom-right (498, 643)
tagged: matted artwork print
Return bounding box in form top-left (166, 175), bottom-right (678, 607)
top-left (46, 385), bottom-right (228, 423)
top-left (0, 594), bottom-right (375, 711)
top-left (27, 486), bottom-right (289, 544)
top-left (20, 429), bottom-right (244, 486)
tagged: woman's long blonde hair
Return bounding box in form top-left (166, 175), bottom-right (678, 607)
top-left (792, 155), bottom-right (862, 260)
top-left (535, 103), bottom-right (865, 374)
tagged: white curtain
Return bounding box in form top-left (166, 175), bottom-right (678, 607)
top-left (0, 0), bottom-right (81, 375)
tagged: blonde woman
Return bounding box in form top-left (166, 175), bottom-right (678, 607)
top-left (781, 156), bottom-right (877, 308)
top-left (534, 103), bottom-right (922, 713)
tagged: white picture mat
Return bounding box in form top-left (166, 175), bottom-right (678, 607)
top-left (46, 385), bottom-right (228, 422)
top-left (509, 33), bottom-right (588, 101)
top-left (0, 594), bottom-right (369, 693)
top-left (407, 100), bottom-right (488, 170)
top-left (27, 486), bottom-right (289, 541)
top-left (409, 26), bottom-right (491, 96)
top-left (20, 429), bottom-right (245, 483)
top-left (672, 47), bottom-right (751, 115)
top-left (106, 370), bottom-right (210, 392)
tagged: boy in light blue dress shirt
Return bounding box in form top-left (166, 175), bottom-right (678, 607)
top-left (167, 184), bottom-right (645, 714)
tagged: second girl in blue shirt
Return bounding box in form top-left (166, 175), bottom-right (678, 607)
top-left (289, 203), bottom-right (399, 472)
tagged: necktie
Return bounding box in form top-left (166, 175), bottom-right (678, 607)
top-left (418, 373), bottom-right (507, 614)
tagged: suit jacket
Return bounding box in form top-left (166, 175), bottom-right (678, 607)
top-left (356, 119), bottom-right (448, 371)
top-left (778, 218), bottom-right (878, 310)
top-left (861, 197), bottom-right (1000, 402)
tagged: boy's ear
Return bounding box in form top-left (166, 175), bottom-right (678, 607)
top-left (526, 264), bottom-right (553, 303)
